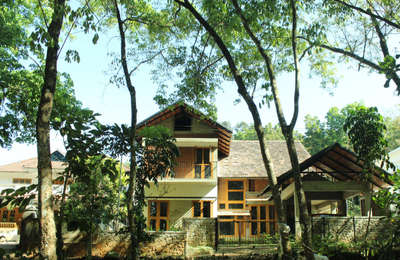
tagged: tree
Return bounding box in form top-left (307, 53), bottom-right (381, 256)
top-left (167, 0), bottom-right (319, 257)
top-left (300, 0), bottom-right (400, 94)
top-left (303, 104), bottom-right (360, 154)
top-left (343, 105), bottom-right (393, 257)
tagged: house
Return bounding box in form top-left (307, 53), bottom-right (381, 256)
top-left (137, 103), bottom-right (310, 237)
top-left (0, 151), bottom-right (67, 226)
top-left (138, 103), bottom-right (392, 239)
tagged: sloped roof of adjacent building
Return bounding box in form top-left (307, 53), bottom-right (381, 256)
top-left (0, 151), bottom-right (67, 172)
top-left (218, 140), bottom-right (310, 178)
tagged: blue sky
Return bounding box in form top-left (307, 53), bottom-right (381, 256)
top-left (0, 30), bottom-right (399, 165)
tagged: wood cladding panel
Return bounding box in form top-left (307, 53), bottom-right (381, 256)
top-left (174, 147), bottom-right (194, 178)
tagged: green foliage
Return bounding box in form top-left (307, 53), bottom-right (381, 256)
top-left (344, 105), bottom-right (391, 170)
top-left (233, 121), bottom-right (302, 141)
top-left (302, 104), bottom-right (362, 154)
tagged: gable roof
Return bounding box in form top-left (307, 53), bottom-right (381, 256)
top-left (0, 151), bottom-right (67, 172)
top-left (137, 103), bottom-right (232, 156)
top-left (277, 143), bottom-right (392, 188)
top-left (218, 140), bottom-right (310, 178)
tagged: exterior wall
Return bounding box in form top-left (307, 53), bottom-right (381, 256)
top-left (174, 147), bottom-right (218, 179)
top-left (312, 216), bottom-right (391, 242)
top-left (144, 199), bottom-right (217, 230)
top-left (183, 218), bottom-right (216, 248)
top-left (155, 116), bottom-right (216, 135)
top-left (217, 178), bottom-right (268, 212)
top-left (145, 183), bottom-right (217, 198)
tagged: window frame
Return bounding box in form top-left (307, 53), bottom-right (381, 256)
top-left (192, 200), bottom-right (213, 218)
top-left (148, 200), bottom-right (169, 231)
top-left (194, 148), bottom-right (212, 179)
top-left (227, 180), bottom-right (244, 210)
top-left (250, 204), bottom-right (277, 236)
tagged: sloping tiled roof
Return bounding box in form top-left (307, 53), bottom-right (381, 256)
top-left (137, 103), bottom-right (232, 156)
top-left (219, 140), bottom-right (310, 178)
top-left (0, 152), bottom-right (67, 172)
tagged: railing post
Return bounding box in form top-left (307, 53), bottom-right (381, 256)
top-left (215, 217), bottom-right (218, 251)
top-left (238, 221), bottom-right (241, 246)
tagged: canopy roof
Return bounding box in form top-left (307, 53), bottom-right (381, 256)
top-left (278, 143), bottom-right (393, 189)
top-left (136, 103), bottom-right (232, 156)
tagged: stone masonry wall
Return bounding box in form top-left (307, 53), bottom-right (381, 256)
top-left (140, 231), bottom-right (186, 257)
top-left (183, 218), bottom-right (216, 248)
top-left (312, 216), bottom-right (391, 242)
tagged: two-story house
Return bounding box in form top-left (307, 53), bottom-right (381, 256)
top-left (137, 103), bottom-right (310, 238)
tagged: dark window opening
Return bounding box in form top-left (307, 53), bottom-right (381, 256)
top-left (174, 115), bottom-right (192, 131)
top-left (228, 203), bottom-right (243, 209)
top-left (203, 201), bottom-right (211, 217)
top-left (219, 204), bottom-right (226, 209)
top-left (193, 202), bottom-right (201, 217)
top-left (248, 179), bottom-right (256, 192)
top-left (228, 181), bottom-right (243, 190)
top-left (228, 191), bottom-right (243, 201)
top-left (219, 222), bottom-right (234, 235)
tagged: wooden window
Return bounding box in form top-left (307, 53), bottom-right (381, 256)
top-left (227, 180), bottom-right (244, 209)
top-left (250, 205), bottom-right (277, 236)
top-left (148, 201), bottom-right (169, 231)
top-left (174, 115), bottom-right (192, 131)
top-left (248, 179), bottom-right (256, 192)
top-left (194, 148), bottom-right (212, 179)
top-left (12, 178), bottom-right (32, 184)
top-left (193, 201), bottom-right (212, 218)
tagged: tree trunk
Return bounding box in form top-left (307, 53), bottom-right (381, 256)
top-left (113, 1), bottom-right (138, 259)
top-left (174, 0), bottom-right (291, 257)
top-left (36, 1), bottom-right (66, 259)
top-left (56, 173), bottom-right (70, 260)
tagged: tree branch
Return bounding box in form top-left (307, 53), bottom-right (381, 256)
top-left (299, 36), bottom-right (382, 72)
top-left (333, 0), bottom-right (400, 30)
top-left (129, 51), bottom-right (163, 76)
top-left (38, 0), bottom-right (49, 30)
top-left (289, 0), bottom-right (299, 131)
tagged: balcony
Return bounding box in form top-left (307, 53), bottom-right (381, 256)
top-left (159, 160), bottom-right (217, 184)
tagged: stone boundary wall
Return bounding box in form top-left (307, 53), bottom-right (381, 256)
top-left (140, 231), bottom-right (186, 257)
top-left (312, 216), bottom-right (391, 242)
top-left (183, 218), bottom-right (216, 248)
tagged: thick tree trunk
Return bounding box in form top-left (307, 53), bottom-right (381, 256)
top-left (113, 1), bottom-right (138, 259)
top-left (36, 1), bottom-right (66, 259)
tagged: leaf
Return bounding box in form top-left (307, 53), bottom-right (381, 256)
top-left (92, 33), bottom-right (99, 44)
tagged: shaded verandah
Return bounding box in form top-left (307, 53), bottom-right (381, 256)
top-left (263, 143), bottom-right (393, 240)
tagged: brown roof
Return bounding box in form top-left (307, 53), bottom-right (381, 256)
top-left (0, 156), bottom-right (67, 172)
top-left (219, 140), bottom-right (310, 178)
top-left (137, 103), bottom-right (232, 156)
top-left (277, 143), bottom-right (392, 188)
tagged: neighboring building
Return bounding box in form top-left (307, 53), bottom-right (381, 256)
top-left (0, 151), bottom-right (66, 226)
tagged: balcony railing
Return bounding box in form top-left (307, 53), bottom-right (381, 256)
top-left (170, 160), bottom-right (217, 179)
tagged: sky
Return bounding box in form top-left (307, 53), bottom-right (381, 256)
top-left (0, 29), bottom-right (399, 165)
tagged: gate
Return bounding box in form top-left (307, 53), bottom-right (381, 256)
top-left (216, 216), bottom-right (278, 248)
